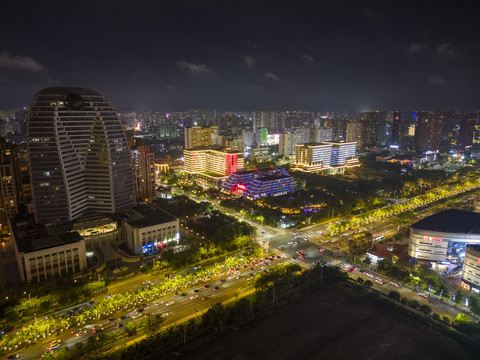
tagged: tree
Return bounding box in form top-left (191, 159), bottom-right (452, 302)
top-left (400, 297), bottom-right (408, 305)
top-left (125, 322), bottom-right (137, 336)
top-left (432, 313), bottom-right (441, 320)
top-left (408, 299), bottom-right (420, 309)
top-left (388, 291), bottom-right (401, 302)
top-left (468, 294), bottom-right (480, 315)
top-left (363, 257), bottom-right (371, 266)
top-left (356, 278), bottom-right (364, 285)
top-left (454, 313), bottom-right (471, 325)
top-left (419, 304), bottom-right (432, 315)
top-left (364, 280), bottom-right (373, 288)
top-left (442, 315), bottom-right (451, 324)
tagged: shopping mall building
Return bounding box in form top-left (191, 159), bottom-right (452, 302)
top-left (408, 209), bottom-right (480, 270)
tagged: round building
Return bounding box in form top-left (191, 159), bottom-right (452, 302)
top-left (408, 209), bottom-right (480, 269)
top-left (461, 245), bottom-right (480, 292)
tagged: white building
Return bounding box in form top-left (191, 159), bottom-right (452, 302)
top-left (10, 216), bottom-right (87, 282)
top-left (123, 203), bottom-right (180, 255)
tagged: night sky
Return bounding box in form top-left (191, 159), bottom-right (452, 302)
top-left (1, 0), bottom-right (479, 111)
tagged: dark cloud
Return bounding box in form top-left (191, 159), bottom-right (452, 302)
top-left (436, 43), bottom-right (466, 59)
top-left (363, 9), bottom-right (383, 19)
top-left (176, 61), bottom-right (217, 77)
top-left (243, 55), bottom-right (255, 68)
top-left (302, 54), bottom-right (315, 62)
top-left (0, 52), bottom-right (45, 71)
top-left (408, 44), bottom-right (430, 54)
top-left (428, 75), bottom-right (448, 85)
top-left (264, 72), bottom-right (280, 81)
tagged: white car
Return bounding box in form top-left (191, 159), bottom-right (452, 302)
top-left (161, 313), bottom-right (170, 318)
top-left (166, 301), bottom-right (175, 306)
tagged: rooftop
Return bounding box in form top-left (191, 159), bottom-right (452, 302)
top-left (411, 209), bottom-right (480, 234)
top-left (124, 203), bottom-right (177, 228)
top-left (10, 215), bottom-right (83, 253)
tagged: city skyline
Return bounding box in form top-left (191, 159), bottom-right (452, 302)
top-left (1, 1), bottom-right (480, 111)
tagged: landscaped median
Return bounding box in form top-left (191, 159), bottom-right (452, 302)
top-left (327, 178), bottom-right (480, 235)
top-left (0, 252), bottom-right (266, 355)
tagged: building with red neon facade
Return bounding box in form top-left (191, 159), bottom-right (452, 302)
top-left (183, 146), bottom-right (244, 186)
top-left (221, 168), bottom-right (296, 200)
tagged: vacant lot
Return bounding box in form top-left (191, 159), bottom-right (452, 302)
top-left (182, 286), bottom-right (477, 360)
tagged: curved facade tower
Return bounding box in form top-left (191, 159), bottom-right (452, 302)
top-left (28, 87), bottom-right (135, 224)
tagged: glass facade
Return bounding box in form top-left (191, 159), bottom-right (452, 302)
top-left (28, 87), bottom-right (135, 224)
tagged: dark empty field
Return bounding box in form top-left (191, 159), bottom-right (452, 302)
top-left (182, 286), bottom-right (477, 360)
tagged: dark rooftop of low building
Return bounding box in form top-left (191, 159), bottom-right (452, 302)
top-left (411, 209), bottom-right (480, 234)
top-left (10, 215), bottom-right (83, 253)
top-left (466, 244), bottom-right (480, 252)
top-left (124, 203), bottom-right (177, 228)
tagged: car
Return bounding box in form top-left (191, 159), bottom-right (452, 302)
top-left (136, 308), bottom-right (145, 313)
top-left (203, 284), bottom-right (210, 288)
top-left (76, 329), bottom-right (87, 336)
top-left (132, 313), bottom-right (142, 319)
top-left (295, 241), bottom-right (300, 244)
top-left (181, 293), bottom-right (188, 297)
top-left (121, 314), bottom-right (129, 319)
top-left (155, 301), bottom-right (165, 307)
top-left (49, 340), bottom-right (62, 350)
top-left (214, 286), bottom-right (220, 290)
top-left (190, 294), bottom-right (198, 299)
top-left (71, 329), bottom-right (81, 334)
top-left (287, 241), bottom-right (293, 245)
top-left (166, 301), bottom-right (175, 306)
top-left (219, 279), bottom-right (226, 283)
top-left (118, 323), bottom-right (126, 327)
top-left (278, 246), bottom-right (284, 250)
top-left (1, 326), bottom-right (14, 335)
top-left (292, 256), bottom-right (296, 260)
top-left (161, 313), bottom-right (170, 318)
top-left (193, 289), bottom-right (200, 292)
top-left (316, 248), bottom-right (324, 252)
top-left (6, 354), bottom-right (19, 359)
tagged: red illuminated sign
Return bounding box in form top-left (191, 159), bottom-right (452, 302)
top-left (423, 236), bottom-right (443, 242)
top-left (237, 184), bottom-right (246, 190)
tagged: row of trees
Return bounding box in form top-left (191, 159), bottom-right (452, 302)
top-left (0, 252), bottom-right (265, 354)
top-left (377, 257), bottom-right (449, 296)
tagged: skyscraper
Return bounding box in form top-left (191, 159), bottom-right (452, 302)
top-left (28, 87), bottom-right (135, 224)
top-left (0, 138), bottom-right (22, 228)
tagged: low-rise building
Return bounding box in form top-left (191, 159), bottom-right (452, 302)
top-left (123, 203), bottom-right (179, 255)
top-left (221, 168), bottom-right (296, 200)
top-left (10, 215), bottom-right (87, 282)
top-left (292, 142), bottom-right (359, 173)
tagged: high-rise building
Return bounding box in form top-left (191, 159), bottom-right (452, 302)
top-left (346, 122), bottom-right (363, 146)
top-left (27, 87), bottom-right (135, 224)
top-left (0, 138), bottom-right (22, 228)
top-left (184, 126), bottom-right (219, 149)
top-left (184, 146), bottom-right (244, 177)
top-left (130, 139), bottom-right (156, 200)
top-left (415, 112), bottom-right (443, 153)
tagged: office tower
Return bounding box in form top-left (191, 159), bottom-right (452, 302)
top-left (184, 126), bottom-right (219, 149)
top-left (415, 112), bottom-right (443, 153)
top-left (131, 139), bottom-right (156, 200)
top-left (28, 87), bottom-right (135, 224)
top-left (0, 138), bottom-right (22, 227)
top-left (314, 127), bottom-right (333, 142)
top-left (253, 111), bottom-right (285, 133)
